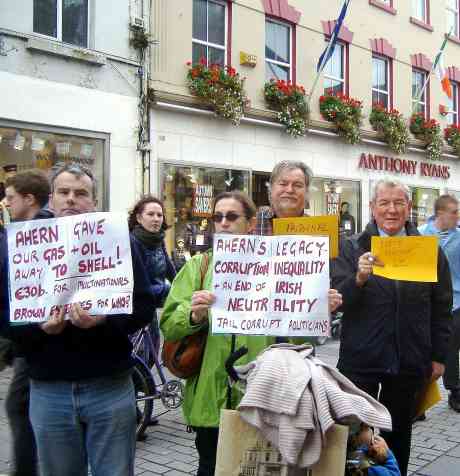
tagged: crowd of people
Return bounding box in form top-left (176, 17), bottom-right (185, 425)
top-left (0, 160), bottom-right (457, 476)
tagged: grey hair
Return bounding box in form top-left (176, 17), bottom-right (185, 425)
top-left (50, 163), bottom-right (97, 200)
top-left (270, 160), bottom-right (313, 188)
top-left (371, 178), bottom-right (411, 203)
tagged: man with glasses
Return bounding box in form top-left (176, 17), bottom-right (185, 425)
top-left (331, 179), bottom-right (452, 476)
top-left (419, 195), bottom-right (460, 412)
top-left (1, 164), bottom-right (154, 476)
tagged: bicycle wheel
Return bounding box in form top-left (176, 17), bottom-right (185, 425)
top-left (132, 359), bottom-right (155, 440)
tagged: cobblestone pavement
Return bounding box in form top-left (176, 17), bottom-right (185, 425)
top-left (0, 340), bottom-right (459, 475)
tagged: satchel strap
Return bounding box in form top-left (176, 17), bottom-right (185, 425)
top-left (199, 252), bottom-right (210, 290)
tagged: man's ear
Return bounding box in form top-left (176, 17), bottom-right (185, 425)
top-left (247, 216), bottom-right (257, 234)
top-left (24, 194), bottom-right (37, 208)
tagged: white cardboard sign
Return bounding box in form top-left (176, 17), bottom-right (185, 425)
top-left (7, 212), bottom-right (133, 323)
top-left (211, 234), bottom-right (330, 336)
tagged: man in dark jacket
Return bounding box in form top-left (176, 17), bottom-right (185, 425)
top-left (3, 169), bottom-right (52, 476)
top-left (331, 179), bottom-right (453, 476)
top-left (2, 164), bottom-right (154, 476)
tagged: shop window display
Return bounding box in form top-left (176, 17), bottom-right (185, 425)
top-left (161, 164), bottom-right (250, 267)
top-left (0, 125), bottom-right (105, 209)
top-left (410, 186), bottom-right (439, 227)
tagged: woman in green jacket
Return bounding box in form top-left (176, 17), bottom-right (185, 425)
top-left (161, 191), bottom-right (342, 476)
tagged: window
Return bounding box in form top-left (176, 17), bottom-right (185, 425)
top-left (33, 0), bottom-right (89, 47)
top-left (192, 0), bottom-right (227, 66)
top-left (447, 0), bottom-right (459, 37)
top-left (265, 19), bottom-right (291, 81)
top-left (448, 83), bottom-right (459, 124)
top-left (372, 56), bottom-right (390, 108)
top-left (324, 43), bottom-right (345, 95)
top-left (412, 69), bottom-right (428, 116)
top-left (412, 0), bottom-right (427, 23)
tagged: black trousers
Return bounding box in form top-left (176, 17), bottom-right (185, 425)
top-left (5, 357), bottom-right (38, 476)
top-left (342, 371), bottom-right (422, 476)
top-left (194, 427), bottom-right (219, 476)
top-left (443, 307), bottom-right (460, 392)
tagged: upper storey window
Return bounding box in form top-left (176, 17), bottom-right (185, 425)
top-left (412, 0), bottom-right (428, 23)
top-left (447, 0), bottom-right (459, 37)
top-left (324, 43), bottom-right (345, 95)
top-left (192, 0), bottom-right (227, 66)
top-left (372, 56), bottom-right (390, 108)
top-left (33, 0), bottom-right (89, 47)
top-left (265, 19), bottom-right (291, 81)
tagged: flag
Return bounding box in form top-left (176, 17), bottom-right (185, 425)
top-left (317, 0), bottom-right (351, 73)
top-left (433, 37), bottom-right (452, 99)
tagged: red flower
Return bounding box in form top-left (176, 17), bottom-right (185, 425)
top-left (186, 61), bottom-right (192, 66)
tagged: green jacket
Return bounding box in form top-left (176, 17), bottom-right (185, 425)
top-left (161, 252), bottom-right (275, 428)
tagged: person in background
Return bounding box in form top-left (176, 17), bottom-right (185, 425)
top-left (128, 195), bottom-right (176, 357)
top-left (340, 201), bottom-right (356, 236)
top-left (3, 169), bottom-right (52, 476)
top-left (419, 195), bottom-right (460, 412)
top-left (331, 179), bottom-right (452, 476)
top-left (1, 163), bottom-right (154, 476)
top-left (161, 190), bottom-right (343, 476)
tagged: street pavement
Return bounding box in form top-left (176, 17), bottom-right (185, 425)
top-left (0, 340), bottom-right (459, 475)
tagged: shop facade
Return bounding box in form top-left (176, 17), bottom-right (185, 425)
top-left (151, 108), bottom-right (460, 257)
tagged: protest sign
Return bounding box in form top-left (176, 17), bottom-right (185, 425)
top-left (273, 215), bottom-right (339, 258)
top-left (371, 236), bottom-right (438, 282)
top-left (7, 212), bottom-right (133, 323)
top-left (212, 234), bottom-right (330, 337)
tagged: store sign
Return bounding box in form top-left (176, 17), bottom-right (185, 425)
top-left (358, 153), bottom-right (450, 179)
top-left (7, 212), bottom-right (134, 323)
top-left (193, 184), bottom-right (213, 217)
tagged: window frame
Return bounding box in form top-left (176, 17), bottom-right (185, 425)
top-left (446, 0), bottom-right (460, 37)
top-left (192, 0), bottom-right (229, 67)
top-left (323, 41), bottom-right (348, 96)
top-left (372, 54), bottom-right (393, 110)
top-left (33, 0), bottom-right (90, 48)
top-left (448, 82), bottom-right (459, 125)
top-left (412, 68), bottom-right (430, 119)
top-left (412, 0), bottom-right (429, 24)
top-left (265, 16), bottom-right (293, 82)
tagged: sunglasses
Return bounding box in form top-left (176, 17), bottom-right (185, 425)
top-left (212, 212), bottom-right (243, 223)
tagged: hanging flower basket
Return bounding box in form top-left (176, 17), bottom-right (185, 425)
top-left (263, 79), bottom-right (308, 138)
top-left (444, 124), bottom-right (460, 159)
top-left (369, 103), bottom-right (410, 155)
top-left (409, 113), bottom-right (443, 161)
top-left (319, 93), bottom-right (363, 144)
top-left (186, 59), bottom-right (249, 125)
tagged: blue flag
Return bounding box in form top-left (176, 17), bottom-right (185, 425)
top-left (317, 0), bottom-right (350, 73)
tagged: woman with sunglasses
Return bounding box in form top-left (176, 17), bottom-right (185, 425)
top-left (161, 191), bottom-right (342, 476)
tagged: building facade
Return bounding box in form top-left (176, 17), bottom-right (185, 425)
top-left (148, 0), bottom-right (460, 254)
top-left (0, 0), bottom-right (150, 212)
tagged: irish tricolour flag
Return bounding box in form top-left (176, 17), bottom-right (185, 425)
top-left (434, 35), bottom-right (453, 99)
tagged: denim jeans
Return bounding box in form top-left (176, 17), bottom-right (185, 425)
top-left (5, 357), bottom-right (38, 476)
top-left (29, 371), bottom-right (136, 476)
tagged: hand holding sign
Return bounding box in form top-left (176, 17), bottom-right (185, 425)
top-left (356, 252), bottom-right (384, 287)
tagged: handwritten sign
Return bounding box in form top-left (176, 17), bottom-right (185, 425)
top-left (7, 212), bottom-right (133, 323)
top-left (212, 234), bottom-right (330, 337)
top-left (371, 236), bottom-right (438, 282)
top-left (273, 215), bottom-right (339, 258)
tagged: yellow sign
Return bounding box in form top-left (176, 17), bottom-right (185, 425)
top-left (371, 236), bottom-right (438, 282)
top-left (273, 215), bottom-right (339, 258)
top-left (415, 380), bottom-right (442, 417)
top-left (239, 51), bottom-right (257, 67)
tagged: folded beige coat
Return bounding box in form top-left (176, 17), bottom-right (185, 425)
top-left (235, 343), bottom-right (392, 468)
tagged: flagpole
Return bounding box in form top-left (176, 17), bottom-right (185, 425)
top-left (414, 26), bottom-right (453, 106)
top-left (307, 0), bottom-right (351, 110)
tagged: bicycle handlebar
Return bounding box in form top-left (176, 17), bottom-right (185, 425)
top-left (225, 346), bottom-right (248, 381)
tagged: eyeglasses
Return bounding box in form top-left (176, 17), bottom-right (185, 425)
top-left (212, 212), bottom-right (242, 223)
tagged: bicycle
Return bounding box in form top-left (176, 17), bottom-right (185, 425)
top-left (130, 325), bottom-right (184, 440)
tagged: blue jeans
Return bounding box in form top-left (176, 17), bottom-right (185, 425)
top-left (29, 371), bottom-right (136, 476)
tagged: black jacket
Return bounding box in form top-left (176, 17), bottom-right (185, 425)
top-left (331, 221), bottom-right (453, 379)
top-left (1, 233), bottom-right (154, 381)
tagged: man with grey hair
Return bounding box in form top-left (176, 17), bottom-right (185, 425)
top-left (1, 164), bottom-right (154, 476)
top-left (331, 178), bottom-right (452, 476)
top-left (254, 160), bottom-right (312, 235)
